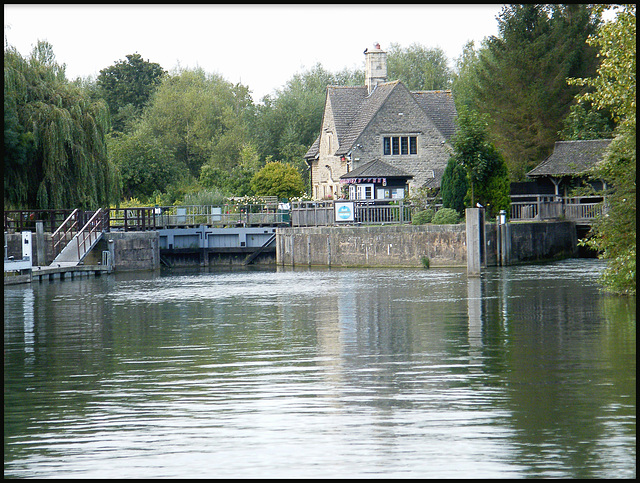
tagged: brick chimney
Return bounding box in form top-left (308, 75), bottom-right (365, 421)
top-left (365, 42), bottom-right (387, 95)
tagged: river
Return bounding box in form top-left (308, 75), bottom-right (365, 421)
top-left (3, 259), bottom-right (636, 478)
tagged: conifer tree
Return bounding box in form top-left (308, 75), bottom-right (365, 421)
top-left (444, 108), bottom-right (510, 218)
top-left (469, 4), bottom-right (602, 180)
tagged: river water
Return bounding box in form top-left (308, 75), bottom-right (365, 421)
top-left (4, 259), bottom-right (636, 478)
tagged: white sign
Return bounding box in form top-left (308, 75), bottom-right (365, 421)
top-left (334, 202), bottom-right (355, 222)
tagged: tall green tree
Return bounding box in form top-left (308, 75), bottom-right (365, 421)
top-left (107, 128), bottom-right (180, 200)
top-left (97, 53), bottom-right (166, 132)
top-left (451, 41), bottom-right (481, 111)
top-left (4, 41), bottom-right (120, 209)
top-left (130, 68), bottom-right (251, 178)
top-left (387, 42), bottom-right (452, 90)
top-left (569, 4), bottom-right (636, 295)
top-left (251, 64), bottom-right (363, 183)
top-left (468, 4), bottom-right (602, 180)
top-left (446, 108), bottom-right (510, 218)
top-left (440, 157), bottom-right (469, 216)
top-left (250, 64), bottom-right (364, 191)
top-left (559, 102), bottom-right (615, 140)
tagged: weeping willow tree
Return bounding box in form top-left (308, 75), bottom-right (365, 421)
top-left (4, 40), bottom-right (121, 210)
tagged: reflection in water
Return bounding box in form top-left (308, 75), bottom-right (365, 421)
top-left (3, 260), bottom-right (636, 478)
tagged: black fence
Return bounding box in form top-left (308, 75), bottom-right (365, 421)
top-left (4, 208), bottom-right (155, 234)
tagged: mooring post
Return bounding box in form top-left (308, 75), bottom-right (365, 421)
top-left (466, 208), bottom-right (481, 277)
top-left (498, 210), bottom-right (510, 266)
top-left (35, 221), bottom-right (45, 266)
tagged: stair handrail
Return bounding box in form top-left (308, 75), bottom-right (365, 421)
top-left (77, 208), bottom-right (104, 261)
top-left (52, 209), bottom-right (80, 258)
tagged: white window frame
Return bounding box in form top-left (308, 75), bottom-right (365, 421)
top-left (383, 135), bottom-right (418, 156)
top-left (356, 184), bottom-right (375, 200)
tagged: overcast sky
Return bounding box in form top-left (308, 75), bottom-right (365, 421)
top-left (4, 4), bottom-right (505, 101)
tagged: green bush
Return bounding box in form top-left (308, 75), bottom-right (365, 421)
top-left (182, 188), bottom-right (228, 206)
top-left (412, 209), bottom-right (434, 225)
top-left (432, 207), bottom-right (460, 224)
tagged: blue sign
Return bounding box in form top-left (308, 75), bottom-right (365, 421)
top-left (335, 202), bottom-right (354, 222)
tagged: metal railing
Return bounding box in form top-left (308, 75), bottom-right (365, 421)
top-left (51, 209), bottom-right (80, 259)
top-left (5, 209), bottom-right (81, 233)
top-left (291, 201), bottom-right (335, 226)
top-left (108, 207), bottom-right (155, 231)
top-left (76, 208), bottom-right (105, 261)
top-left (153, 204), bottom-right (290, 228)
top-left (291, 200), bottom-right (414, 227)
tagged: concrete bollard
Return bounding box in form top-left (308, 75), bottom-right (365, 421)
top-left (466, 208), bottom-right (481, 277)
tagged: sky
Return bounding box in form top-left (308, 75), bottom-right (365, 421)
top-left (4, 4), bottom-right (505, 102)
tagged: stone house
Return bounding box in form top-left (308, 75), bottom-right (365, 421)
top-left (304, 43), bottom-right (457, 200)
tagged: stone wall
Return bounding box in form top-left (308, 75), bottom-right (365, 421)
top-left (277, 224), bottom-right (467, 268)
top-left (277, 221), bottom-right (579, 268)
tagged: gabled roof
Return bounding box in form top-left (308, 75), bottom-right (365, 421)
top-left (527, 139), bottom-right (613, 178)
top-left (305, 81), bottom-right (457, 160)
top-left (340, 159), bottom-right (413, 180)
top-left (334, 81), bottom-right (398, 156)
top-left (411, 90), bottom-right (457, 141)
top-left (327, 86), bottom-right (368, 150)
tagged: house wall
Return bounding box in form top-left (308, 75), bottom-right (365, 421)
top-left (349, 85), bottom-right (451, 194)
top-left (313, 97), bottom-right (347, 200)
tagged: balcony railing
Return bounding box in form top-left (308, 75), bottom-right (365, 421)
top-left (509, 195), bottom-right (604, 223)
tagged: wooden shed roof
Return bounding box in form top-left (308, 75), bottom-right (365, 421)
top-left (527, 139), bottom-right (612, 178)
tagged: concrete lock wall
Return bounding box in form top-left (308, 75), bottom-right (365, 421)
top-left (107, 232), bottom-right (160, 271)
top-left (5, 231), bottom-right (55, 266)
top-left (277, 224), bottom-right (468, 268)
top-left (276, 220), bottom-right (579, 269)
top-left (507, 221), bottom-right (578, 263)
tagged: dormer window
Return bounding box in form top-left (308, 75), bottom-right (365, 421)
top-left (383, 135), bottom-right (417, 155)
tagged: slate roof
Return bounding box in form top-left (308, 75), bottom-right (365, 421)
top-left (305, 81), bottom-right (457, 160)
top-left (411, 90), bottom-right (457, 141)
top-left (340, 159), bottom-right (413, 180)
top-left (527, 139), bottom-right (613, 178)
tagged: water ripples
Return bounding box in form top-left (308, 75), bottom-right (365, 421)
top-left (4, 260), bottom-right (635, 478)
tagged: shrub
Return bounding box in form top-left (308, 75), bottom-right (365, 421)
top-left (412, 209), bottom-right (434, 225)
top-left (432, 207), bottom-right (460, 224)
top-left (182, 188), bottom-right (228, 206)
